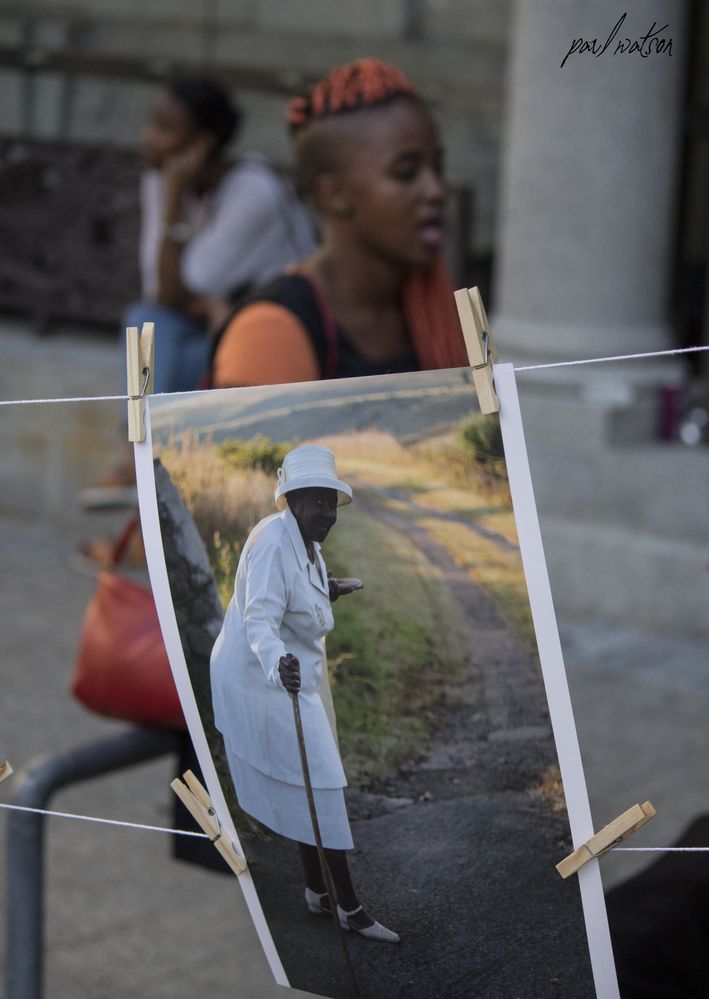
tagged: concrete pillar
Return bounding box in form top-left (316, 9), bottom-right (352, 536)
top-left (493, 0), bottom-right (686, 364)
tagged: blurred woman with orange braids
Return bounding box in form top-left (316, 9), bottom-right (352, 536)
top-left (209, 57), bottom-right (468, 386)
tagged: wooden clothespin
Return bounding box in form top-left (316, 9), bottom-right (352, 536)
top-left (0, 761), bottom-right (13, 783)
top-left (126, 322), bottom-right (155, 443)
top-left (171, 769), bottom-right (247, 877)
top-left (454, 286), bottom-right (500, 416)
top-left (556, 800), bottom-right (657, 879)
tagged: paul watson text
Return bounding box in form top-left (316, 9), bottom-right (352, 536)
top-left (561, 12), bottom-right (672, 69)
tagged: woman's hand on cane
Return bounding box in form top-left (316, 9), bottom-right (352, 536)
top-left (279, 653), bottom-right (301, 694)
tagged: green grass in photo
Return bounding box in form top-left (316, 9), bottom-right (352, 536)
top-left (323, 505), bottom-right (469, 782)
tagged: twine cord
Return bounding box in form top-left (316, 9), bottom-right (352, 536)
top-left (0, 801), bottom-right (208, 838)
top-left (514, 344), bottom-right (709, 372)
top-left (613, 847), bottom-right (709, 853)
top-left (0, 345), bottom-right (706, 407)
top-left (0, 801), bottom-right (707, 853)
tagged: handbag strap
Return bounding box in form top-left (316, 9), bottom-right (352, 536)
top-left (110, 513), bottom-right (141, 567)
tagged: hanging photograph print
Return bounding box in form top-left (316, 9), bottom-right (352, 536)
top-left (135, 364), bottom-right (617, 999)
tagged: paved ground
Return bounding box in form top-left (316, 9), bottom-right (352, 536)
top-left (559, 619), bottom-right (709, 891)
top-left (1, 322), bottom-right (708, 997)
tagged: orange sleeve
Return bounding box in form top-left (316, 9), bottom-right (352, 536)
top-left (213, 302), bottom-right (320, 387)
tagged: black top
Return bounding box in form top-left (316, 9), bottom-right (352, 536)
top-left (210, 273), bottom-right (419, 384)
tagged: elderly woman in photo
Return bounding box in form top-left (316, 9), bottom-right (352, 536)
top-left (210, 444), bottom-right (398, 942)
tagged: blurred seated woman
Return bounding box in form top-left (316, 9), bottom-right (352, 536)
top-left (210, 444), bottom-right (399, 941)
top-left (134, 74), bottom-right (316, 394)
top-left (210, 58), bottom-right (468, 388)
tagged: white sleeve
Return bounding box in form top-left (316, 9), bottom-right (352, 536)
top-left (242, 537), bottom-right (290, 687)
top-left (181, 165), bottom-right (290, 297)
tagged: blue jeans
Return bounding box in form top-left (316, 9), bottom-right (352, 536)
top-left (123, 302), bottom-right (211, 394)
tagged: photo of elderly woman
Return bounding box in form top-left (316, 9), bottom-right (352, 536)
top-left (140, 366), bottom-right (613, 999)
top-left (211, 443), bottom-right (398, 942)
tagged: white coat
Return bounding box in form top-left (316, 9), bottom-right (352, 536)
top-left (210, 506), bottom-right (347, 789)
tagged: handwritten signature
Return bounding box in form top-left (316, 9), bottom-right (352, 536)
top-left (561, 12), bottom-right (672, 69)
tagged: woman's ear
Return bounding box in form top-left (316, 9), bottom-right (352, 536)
top-left (312, 172), bottom-right (354, 219)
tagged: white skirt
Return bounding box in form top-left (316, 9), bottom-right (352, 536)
top-left (225, 744), bottom-right (354, 851)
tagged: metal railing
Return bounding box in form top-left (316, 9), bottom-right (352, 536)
top-left (5, 727), bottom-right (179, 999)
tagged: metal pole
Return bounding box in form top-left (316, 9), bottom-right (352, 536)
top-left (5, 727), bottom-right (178, 999)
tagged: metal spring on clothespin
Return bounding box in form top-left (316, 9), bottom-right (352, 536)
top-left (129, 367), bottom-right (151, 402)
top-left (472, 330), bottom-right (490, 370)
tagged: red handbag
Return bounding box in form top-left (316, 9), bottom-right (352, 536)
top-left (71, 515), bottom-right (185, 730)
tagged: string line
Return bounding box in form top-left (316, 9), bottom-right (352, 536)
top-left (1, 802), bottom-right (708, 854)
top-left (613, 847), bottom-right (709, 853)
top-left (515, 344), bottom-right (709, 372)
top-left (0, 393), bottom-right (128, 406)
top-left (0, 345), bottom-right (706, 407)
top-left (0, 801), bottom-right (208, 839)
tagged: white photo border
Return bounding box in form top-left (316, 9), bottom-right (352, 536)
top-left (496, 363), bottom-right (618, 998)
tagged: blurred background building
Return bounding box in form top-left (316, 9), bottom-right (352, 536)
top-left (0, 0), bottom-right (704, 350)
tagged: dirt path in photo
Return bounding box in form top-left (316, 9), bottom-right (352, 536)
top-left (357, 492), bottom-right (549, 792)
top-left (244, 489), bottom-right (595, 999)
top-left (366, 484), bottom-right (520, 555)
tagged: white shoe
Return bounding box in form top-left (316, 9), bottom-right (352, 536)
top-left (305, 887), bottom-right (331, 915)
top-left (337, 904), bottom-right (400, 943)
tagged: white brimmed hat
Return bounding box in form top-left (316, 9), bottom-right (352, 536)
top-left (274, 445), bottom-right (352, 510)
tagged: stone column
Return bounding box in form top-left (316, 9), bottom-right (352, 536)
top-left (493, 0), bottom-right (686, 364)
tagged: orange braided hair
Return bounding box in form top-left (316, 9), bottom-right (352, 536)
top-left (287, 58), bottom-right (469, 372)
top-left (403, 257), bottom-right (470, 370)
top-left (286, 58), bottom-right (417, 130)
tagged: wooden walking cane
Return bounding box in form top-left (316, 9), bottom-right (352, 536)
top-left (289, 678), bottom-right (360, 999)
